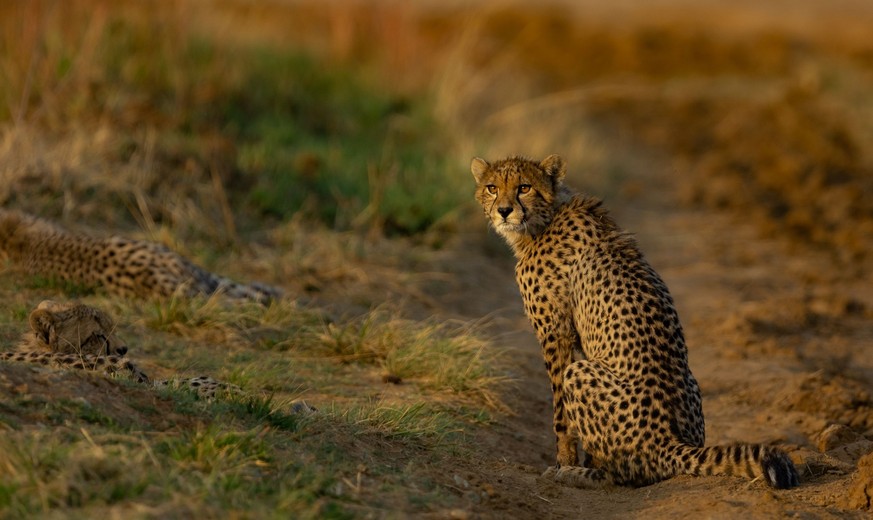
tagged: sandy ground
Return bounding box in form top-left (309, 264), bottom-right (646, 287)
top-left (427, 156), bottom-right (873, 518)
top-left (2, 1), bottom-right (872, 516)
top-left (3, 156), bottom-right (868, 518)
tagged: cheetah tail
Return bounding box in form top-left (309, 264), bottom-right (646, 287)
top-left (666, 443), bottom-right (800, 489)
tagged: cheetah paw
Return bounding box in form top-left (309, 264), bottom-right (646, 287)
top-left (543, 465), bottom-right (610, 489)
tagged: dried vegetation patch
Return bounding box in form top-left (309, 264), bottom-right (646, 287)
top-left (0, 1), bottom-right (507, 517)
top-left (3, 0), bottom-right (873, 518)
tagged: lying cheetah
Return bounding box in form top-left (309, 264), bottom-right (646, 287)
top-left (471, 155), bottom-right (799, 489)
top-left (0, 300), bottom-right (238, 399)
top-left (1, 300), bottom-right (149, 382)
top-left (0, 209), bottom-right (281, 305)
top-left (25, 299), bottom-right (129, 356)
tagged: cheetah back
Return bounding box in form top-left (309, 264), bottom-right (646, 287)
top-left (472, 155), bottom-right (798, 489)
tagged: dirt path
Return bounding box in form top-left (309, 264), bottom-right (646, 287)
top-left (435, 156), bottom-right (873, 518)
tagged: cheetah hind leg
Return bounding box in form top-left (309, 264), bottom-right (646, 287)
top-left (542, 465), bottom-right (613, 489)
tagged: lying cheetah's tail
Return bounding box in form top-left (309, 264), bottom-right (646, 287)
top-left (154, 375), bottom-right (243, 400)
top-left (666, 443), bottom-right (800, 489)
top-left (212, 278), bottom-right (284, 305)
top-left (186, 261), bottom-right (283, 305)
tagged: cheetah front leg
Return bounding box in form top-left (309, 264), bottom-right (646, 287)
top-left (540, 332), bottom-right (579, 467)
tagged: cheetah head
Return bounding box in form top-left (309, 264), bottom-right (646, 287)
top-left (471, 155), bottom-right (567, 243)
top-left (26, 300), bottom-right (128, 356)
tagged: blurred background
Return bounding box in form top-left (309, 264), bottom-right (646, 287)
top-left (3, 2), bottom-right (873, 516)
top-left (2, 0), bottom-right (872, 272)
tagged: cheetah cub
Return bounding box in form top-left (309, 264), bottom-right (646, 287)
top-left (1, 300), bottom-right (242, 399)
top-left (471, 155), bottom-right (799, 489)
top-left (1, 300), bottom-right (148, 383)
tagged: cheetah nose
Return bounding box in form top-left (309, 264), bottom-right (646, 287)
top-left (115, 346), bottom-right (128, 356)
top-left (497, 207), bottom-right (513, 219)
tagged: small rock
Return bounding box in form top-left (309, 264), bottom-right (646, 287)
top-left (818, 423), bottom-right (863, 452)
top-left (828, 440), bottom-right (873, 466)
top-left (842, 452), bottom-right (873, 510)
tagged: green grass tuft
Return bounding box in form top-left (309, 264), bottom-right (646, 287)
top-left (223, 51), bottom-right (460, 233)
top-left (26, 276), bottom-right (96, 298)
top-left (316, 311), bottom-right (508, 409)
top-left (333, 400), bottom-right (461, 442)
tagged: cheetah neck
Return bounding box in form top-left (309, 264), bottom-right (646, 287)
top-left (1, 210), bottom-right (77, 260)
top-left (496, 214), bottom-right (547, 258)
top-left (501, 232), bottom-right (533, 258)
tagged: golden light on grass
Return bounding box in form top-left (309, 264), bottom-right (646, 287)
top-left (2, 0), bottom-right (873, 516)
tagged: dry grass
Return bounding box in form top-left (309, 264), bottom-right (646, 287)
top-left (3, 0), bottom-right (873, 517)
top-left (0, 0), bottom-right (464, 238)
top-left (0, 2), bottom-right (510, 516)
top-left (422, 4), bottom-right (873, 269)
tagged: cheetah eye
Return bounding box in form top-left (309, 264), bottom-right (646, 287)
top-left (518, 184), bottom-right (531, 194)
top-left (485, 185), bottom-right (497, 195)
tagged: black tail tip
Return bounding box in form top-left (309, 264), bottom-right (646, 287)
top-left (761, 450), bottom-right (800, 489)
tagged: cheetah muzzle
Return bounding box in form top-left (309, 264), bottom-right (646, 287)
top-left (471, 154), bottom-right (800, 489)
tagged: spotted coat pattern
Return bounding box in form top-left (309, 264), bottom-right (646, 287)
top-left (0, 209), bottom-right (281, 305)
top-left (471, 155), bottom-right (799, 489)
top-left (1, 301), bottom-right (239, 400)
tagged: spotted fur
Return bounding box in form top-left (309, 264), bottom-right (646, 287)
top-left (1, 301), bottom-right (238, 400)
top-left (0, 349), bottom-right (150, 383)
top-left (22, 300), bottom-right (128, 356)
top-left (154, 375), bottom-right (243, 400)
top-left (0, 209), bottom-right (281, 304)
top-left (472, 155), bottom-right (799, 489)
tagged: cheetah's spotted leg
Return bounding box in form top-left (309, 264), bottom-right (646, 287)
top-left (540, 331), bottom-right (580, 467)
top-left (543, 465), bottom-right (612, 489)
top-left (0, 350), bottom-right (151, 384)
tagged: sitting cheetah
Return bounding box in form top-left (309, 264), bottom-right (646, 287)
top-left (1, 300), bottom-right (238, 399)
top-left (471, 155), bottom-right (799, 489)
top-left (0, 209), bottom-right (281, 305)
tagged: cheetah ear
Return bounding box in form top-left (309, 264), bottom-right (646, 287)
top-left (540, 154), bottom-right (566, 181)
top-left (94, 309), bottom-right (116, 333)
top-left (29, 309), bottom-right (55, 345)
top-left (471, 157), bottom-right (490, 184)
